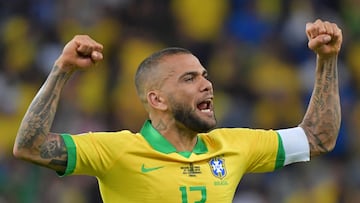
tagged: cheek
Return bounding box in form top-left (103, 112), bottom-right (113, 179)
top-left (168, 93), bottom-right (194, 110)
top-left (177, 87), bottom-right (196, 98)
top-left (174, 90), bottom-right (196, 103)
top-left (164, 84), bottom-right (197, 107)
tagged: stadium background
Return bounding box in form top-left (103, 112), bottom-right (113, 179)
top-left (1, 0), bottom-right (360, 202)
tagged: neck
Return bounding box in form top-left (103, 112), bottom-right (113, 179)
top-left (151, 118), bottom-right (198, 152)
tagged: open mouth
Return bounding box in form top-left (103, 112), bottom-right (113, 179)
top-left (197, 99), bottom-right (213, 113)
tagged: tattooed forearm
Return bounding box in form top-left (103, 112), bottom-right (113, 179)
top-left (300, 56), bottom-right (341, 156)
top-left (17, 91), bottom-right (58, 149)
top-left (14, 65), bottom-right (72, 170)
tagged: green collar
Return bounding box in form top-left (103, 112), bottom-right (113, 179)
top-left (140, 120), bottom-right (208, 158)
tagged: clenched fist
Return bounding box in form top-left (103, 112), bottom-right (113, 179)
top-left (306, 19), bottom-right (342, 59)
top-left (55, 35), bottom-right (104, 73)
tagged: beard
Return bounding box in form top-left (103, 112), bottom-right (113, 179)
top-left (170, 99), bottom-right (216, 133)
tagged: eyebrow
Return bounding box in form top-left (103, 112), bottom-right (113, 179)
top-left (179, 69), bottom-right (208, 80)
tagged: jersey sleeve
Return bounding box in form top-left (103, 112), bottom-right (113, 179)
top-left (276, 127), bottom-right (310, 165)
top-left (240, 127), bottom-right (310, 172)
top-left (58, 134), bottom-right (77, 176)
top-left (242, 129), bottom-right (285, 173)
top-left (241, 127), bottom-right (310, 172)
top-left (59, 130), bottom-right (135, 177)
top-left (210, 128), bottom-right (285, 173)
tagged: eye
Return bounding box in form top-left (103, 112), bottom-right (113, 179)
top-left (184, 75), bottom-right (195, 82)
top-left (203, 73), bottom-right (212, 82)
top-left (203, 74), bottom-right (208, 80)
top-left (203, 71), bottom-right (210, 80)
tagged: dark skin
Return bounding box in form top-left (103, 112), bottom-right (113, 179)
top-left (13, 19), bottom-right (342, 173)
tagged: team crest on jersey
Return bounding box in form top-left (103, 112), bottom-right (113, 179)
top-left (208, 156), bottom-right (227, 179)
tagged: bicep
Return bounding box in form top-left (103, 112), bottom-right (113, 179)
top-left (37, 132), bottom-right (68, 173)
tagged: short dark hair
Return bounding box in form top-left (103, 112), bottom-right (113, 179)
top-left (134, 47), bottom-right (192, 103)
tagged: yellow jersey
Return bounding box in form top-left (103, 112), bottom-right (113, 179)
top-left (61, 120), bottom-right (285, 203)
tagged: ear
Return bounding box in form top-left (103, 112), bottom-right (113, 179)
top-left (147, 91), bottom-right (167, 111)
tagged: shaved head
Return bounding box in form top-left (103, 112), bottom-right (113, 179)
top-left (135, 47), bottom-right (192, 105)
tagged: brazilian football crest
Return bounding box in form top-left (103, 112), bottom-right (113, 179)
top-left (209, 156), bottom-right (227, 179)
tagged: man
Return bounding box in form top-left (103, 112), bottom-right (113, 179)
top-left (14, 19), bottom-right (342, 202)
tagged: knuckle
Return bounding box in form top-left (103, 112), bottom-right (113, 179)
top-left (315, 19), bottom-right (323, 24)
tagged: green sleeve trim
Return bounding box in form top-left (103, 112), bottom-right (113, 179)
top-left (275, 133), bottom-right (285, 170)
top-left (57, 134), bottom-right (77, 177)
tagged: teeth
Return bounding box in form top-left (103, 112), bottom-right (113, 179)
top-left (201, 109), bottom-right (211, 113)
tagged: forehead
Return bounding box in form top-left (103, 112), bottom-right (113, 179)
top-left (159, 53), bottom-right (205, 76)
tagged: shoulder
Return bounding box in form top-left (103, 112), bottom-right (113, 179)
top-left (199, 127), bottom-right (278, 144)
top-left (66, 130), bottom-right (144, 145)
top-left (203, 127), bottom-right (277, 137)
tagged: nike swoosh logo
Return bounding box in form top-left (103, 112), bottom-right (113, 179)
top-left (141, 164), bottom-right (164, 173)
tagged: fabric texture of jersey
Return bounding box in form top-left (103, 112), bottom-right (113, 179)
top-left (60, 120), bottom-right (285, 203)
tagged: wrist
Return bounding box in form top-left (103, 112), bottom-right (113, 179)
top-left (316, 53), bottom-right (338, 62)
top-left (54, 57), bottom-right (76, 74)
top-left (52, 60), bottom-right (74, 78)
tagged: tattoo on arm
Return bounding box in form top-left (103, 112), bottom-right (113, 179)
top-left (15, 65), bottom-right (71, 171)
top-left (300, 57), bottom-right (341, 156)
top-left (17, 92), bottom-right (58, 149)
top-left (40, 133), bottom-right (68, 169)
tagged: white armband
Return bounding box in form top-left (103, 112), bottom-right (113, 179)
top-left (277, 127), bottom-right (310, 165)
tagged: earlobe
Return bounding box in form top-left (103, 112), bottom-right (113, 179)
top-left (147, 91), bottom-right (167, 111)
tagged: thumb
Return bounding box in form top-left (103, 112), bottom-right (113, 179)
top-left (75, 51), bottom-right (103, 67)
top-left (91, 51), bottom-right (103, 62)
top-left (308, 34), bottom-right (332, 50)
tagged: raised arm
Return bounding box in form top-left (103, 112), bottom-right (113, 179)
top-left (299, 19), bottom-right (342, 157)
top-left (13, 35), bottom-right (103, 172)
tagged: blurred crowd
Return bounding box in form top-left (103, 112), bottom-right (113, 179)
top-left (1, 0), bottom-right (360, 202)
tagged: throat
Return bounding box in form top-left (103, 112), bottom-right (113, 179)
top-left (174, 137), bottom-right (198, 152)
top-left (164, 133), bottom-right (198, 152)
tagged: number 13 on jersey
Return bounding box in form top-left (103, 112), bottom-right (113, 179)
top-left (179, 186), bottom-right (207, 203)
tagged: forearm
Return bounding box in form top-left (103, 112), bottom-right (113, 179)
top-left (299, 55), bottom-right (341, 156)
top-left (14, 65), bottom-right (72, 168)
